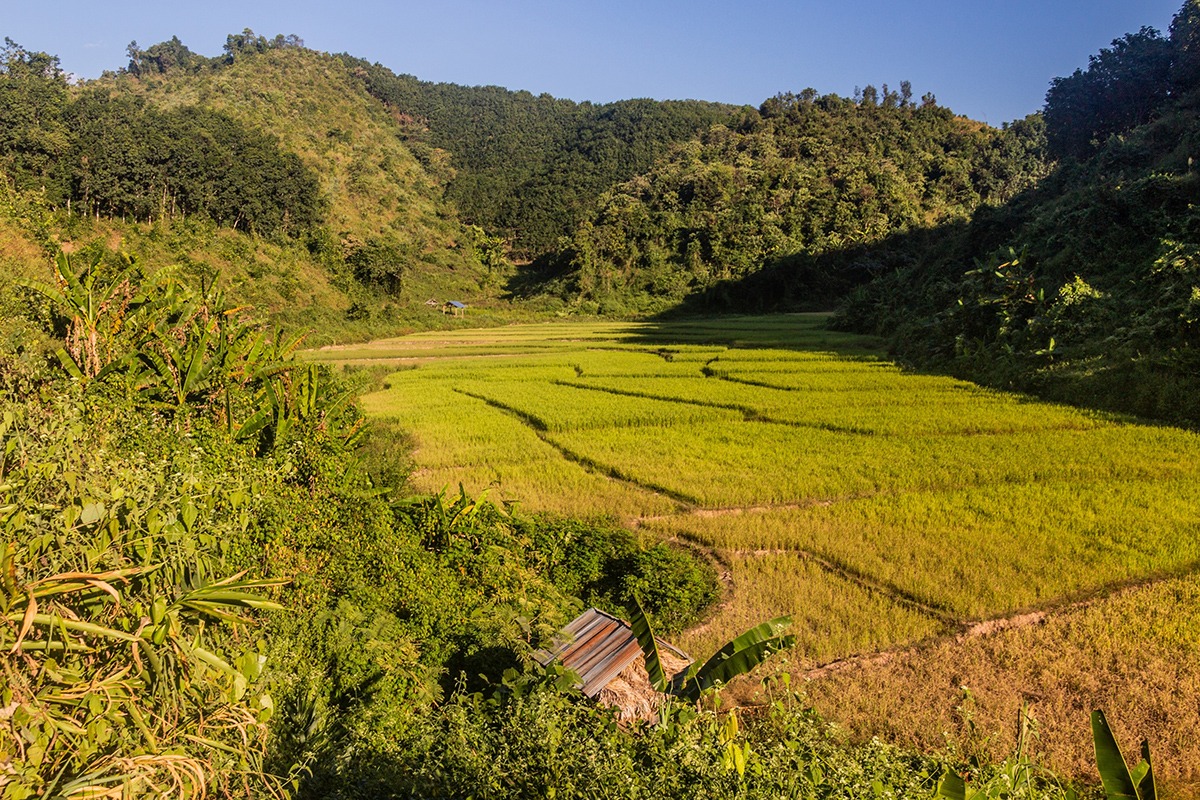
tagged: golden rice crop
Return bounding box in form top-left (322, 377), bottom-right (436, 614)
top-left (647, 476), bottom-right (1200, 618)
top-left (801, 571), bottom-right (1200, 787)
top-left (677, 551), bottom-right (944, 662)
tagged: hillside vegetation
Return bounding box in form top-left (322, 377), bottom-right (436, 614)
top-left (833, 3), bottom-right (1200, 427)
top-left (0, 35), bottom-right (503, 342)
top-left (339, 56), bottom-right (741, 257)
top-left (534, 90), bottom-right (1046, 313)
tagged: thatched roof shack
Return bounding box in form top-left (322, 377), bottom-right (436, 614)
top-left (534, 608), bottom-right (691, 721)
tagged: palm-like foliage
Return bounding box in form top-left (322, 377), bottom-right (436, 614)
top-left (0, 389), bottom-right (286, 798)
top-left (22, 249), bottom-right (365, 459)
top-left (17, 250), bottom-right (151, 379)
top-left (630, 598), bottom-right (794, 700)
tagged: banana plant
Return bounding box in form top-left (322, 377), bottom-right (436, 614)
top-left (135, 321), bottom-right (219, 409)
top-left (1092, 710), bottom-right (1156, 800)
top-left (18, 250), bottom-right (150, 379)
top-left (630, 597), bottom-right (794, 700)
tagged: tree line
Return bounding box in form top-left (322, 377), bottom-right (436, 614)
top-left (836, 0), bottom-right (1200, 427)
top-left (538, 89), bottom-right (1046, 312)
top-left (123, 29), bottom-right (305, 77)
top-left (0, 37), bottom-right (320, 237)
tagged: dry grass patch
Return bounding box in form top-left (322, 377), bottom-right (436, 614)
top-left (801, 571), bottom-right (1200, 793)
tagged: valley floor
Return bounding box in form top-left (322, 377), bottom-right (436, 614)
top-left (311, 314), bottom-right (1200, 790)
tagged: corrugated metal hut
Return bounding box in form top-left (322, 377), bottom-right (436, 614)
top-left (534, 608), bottom-right (691, 721)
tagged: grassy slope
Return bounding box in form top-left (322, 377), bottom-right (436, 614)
top-left (0, 49), bottom-right (538, 344)
top-left (132, 50), bottom-right (461, 249)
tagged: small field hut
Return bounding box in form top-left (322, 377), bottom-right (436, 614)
top-left (534, 608), bottom-right (691, 721)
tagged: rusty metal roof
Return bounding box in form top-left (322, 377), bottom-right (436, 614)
top-left (535, 608), bottom-right (689, 698)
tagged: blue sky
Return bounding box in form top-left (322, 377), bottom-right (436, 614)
top-left (3, 0), bottom-right (1183, 125)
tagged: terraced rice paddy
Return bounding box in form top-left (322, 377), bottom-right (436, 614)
top-left (314, 314), bottom-right (1200, 783)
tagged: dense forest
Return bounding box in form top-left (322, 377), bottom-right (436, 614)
top-left (831, 4), bottom-right (1200, 426)
top-left (2, 3), bottom-right (1198, 796)
top-left (338, 57), bottom-right (740, 257)
top-left (534, 93), bottom-right (1046, 313)
top-left (0, 39), bottom-right (320, 236)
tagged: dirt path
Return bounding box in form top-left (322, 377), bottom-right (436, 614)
top-left (797, 570), bottom-right (1198, 682)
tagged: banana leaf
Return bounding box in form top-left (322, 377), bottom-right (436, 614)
top-left (1092, 709), bottom-right (1151, 800)
top-left (630, 597), bottom-right (669, 692)
top-left (679, 630), bottom-right (795, 700)
top-left (688, 615), bottom-right (792, 681)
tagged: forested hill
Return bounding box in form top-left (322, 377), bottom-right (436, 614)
top-left (534, 92), bottom-right (1046, 314)
top-left (0, 34), bottom-right (501, 339)
top-left (338, 56), bottom-right (741, 257)
top-left (0, 31), bottom-right (749, 336)
top-left (124, 49), bottom-right (462, 255)
top-left (833, 2), bottom-right (1200, 427)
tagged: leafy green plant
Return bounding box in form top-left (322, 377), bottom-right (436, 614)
top-left (0, 401), bottom-right (286, 798)
top-left (1091, 709), bottom-right (1156, 800)
top-left (934, 706), bottom-right (1066, 800)
top-left (17, 250), bottom-right (151, 379)
top-left (631, 598), bottom-right (794, 700)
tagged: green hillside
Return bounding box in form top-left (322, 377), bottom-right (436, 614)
top-left (339, 56), bottom-right (741, 257)
top-left (535, 92), bottom-right (1046, 314)
top-left (123, 49), bottom-right (464, 256)
top-left (0, 36), bottom-right (505, 343)
top-left (834, 3), bottom-right (1200, 427)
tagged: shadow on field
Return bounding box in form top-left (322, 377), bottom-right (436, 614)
top-left (618, 312), bottom-right (890, 359)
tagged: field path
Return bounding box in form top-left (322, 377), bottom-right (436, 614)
top-left (800, 565), bottom-right (1200, 680)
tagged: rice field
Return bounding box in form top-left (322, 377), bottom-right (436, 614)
top-left (338, 314), bottom-right (1200, 779)
top-left (326, 316), bottom-right (1200, 786)
top-left (345, 313), bottom-right (1200, 627)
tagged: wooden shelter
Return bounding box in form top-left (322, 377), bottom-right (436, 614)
top-left (534, 608), bottom-right (691, 721)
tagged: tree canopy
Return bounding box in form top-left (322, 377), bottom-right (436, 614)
top-left (339, 56), bottom-right (742, 257)
top-left (543, 90), bottom-right (1046, 312)
top-left (836, 0), bottom-right (1200, 427)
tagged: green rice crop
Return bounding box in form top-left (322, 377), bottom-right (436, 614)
top-left (547, 422), bottom-right (1199, 507)
top-left (647, 476), bottom-right (1200, 619)
top-left (677, 552), bottom-right (944, 663)
top-left (415, 462), bottom-right (680, 518)
top-left (563, 376), bottom-right (1108, 436)
top-left (353, 316), bottom-right (1200, 662)
top-left (454, 380), bottom-right (742, 432)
